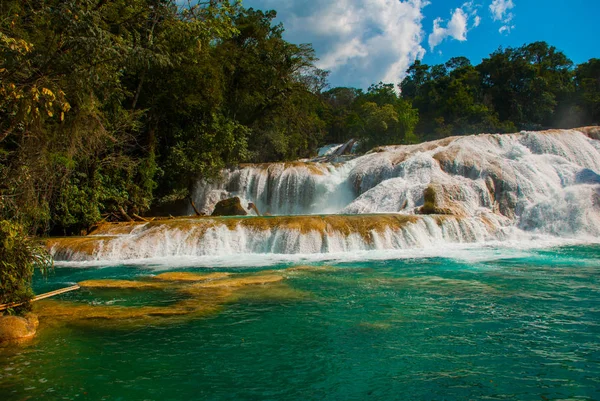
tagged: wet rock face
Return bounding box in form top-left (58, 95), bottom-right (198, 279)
top-left (211, 197), bottom-right (248, 217)
top-left (0, 313), bottom-right (39, 345)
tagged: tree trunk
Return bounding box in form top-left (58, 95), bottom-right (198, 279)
top-left (119, 206), bottom-right (134, 222)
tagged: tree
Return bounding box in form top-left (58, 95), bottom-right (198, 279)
top-left (575, 58), bottom-right (600, 124)
top-left (351, 83), bottom-right (419, 149)
top-left (478, 42), bottom-right (573, 128)
top-left (321, 87), bottom-right (363, 143)
top-left (214, 8), bottom-right (327, 161)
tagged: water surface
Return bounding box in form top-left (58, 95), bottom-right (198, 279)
top-left (1, 245), bottom-right (599, 400)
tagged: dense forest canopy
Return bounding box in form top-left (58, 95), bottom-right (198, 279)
top-left (0, 0), bottom-right (599, 238)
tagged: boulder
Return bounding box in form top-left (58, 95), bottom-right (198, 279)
top-left (0, 313), bottom-right (39, 345)
top-left (417, 185), bottom-right (454, 215)
top-left (576, 168), bottom-right (600, 185)
top-left (211, 197), bottom-right (248, 217)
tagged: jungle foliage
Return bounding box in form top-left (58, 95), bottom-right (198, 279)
top-left (398, 43), bottom-right (600, 140)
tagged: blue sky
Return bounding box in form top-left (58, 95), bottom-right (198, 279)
top-left (242, 0), bottom-right (600, 89)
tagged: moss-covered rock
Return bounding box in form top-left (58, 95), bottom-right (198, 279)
top-left (0, 313), bottom-right (39, 345)
top-left (418, 185), bottom-right (454, 215)
top-left (211, 197), bottom-right (247, 217)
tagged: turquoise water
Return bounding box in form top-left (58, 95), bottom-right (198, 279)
top-left (1, 245), bottom-right (600, 400)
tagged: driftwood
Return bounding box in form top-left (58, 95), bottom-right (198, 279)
top-left (119, 206), bottom-right (134, 222)
top-left (0, 285), bottom-right (81, 311)
top-left (94, 216), bottom-right (109, 227)
top-left (189, 198), bottom-right (202, 216)
top-left (248, 202), bottom-right (261, 216)
top-left (132, 213), bottom-right (150, 222)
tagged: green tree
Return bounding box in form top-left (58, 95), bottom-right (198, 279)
top-left (321, 87), bottom-right (363, 143)
top-left (478, 42), bottom-right (573, 128)
top-left (0, 0), bottom-right (242, 232)
top-left (0, 220), bottom-right (52, 311)
top-left (350, 83), bottom-right (419, 149)
top-left (575, 58), bottom-right (600, 124)
top-left (215, 8), bottom-right (327, 161)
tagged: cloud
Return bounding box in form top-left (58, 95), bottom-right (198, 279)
top-left (427, 3), bottom-right (480, 51)
top-left (244, 0), bottom-right (429, 88)
top-left (489, 0), bottom-right (514, 20)
top-left (489, 0), bottom-right (515, 33)
top-left (498, 24), bottom-right (515, 34)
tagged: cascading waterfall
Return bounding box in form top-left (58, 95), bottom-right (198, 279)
top-left (49, 127), bottom-right (600, 262)
top-left (48, 214), bottom-right (508, 262)
top-left (192, 162), bottom-right (356, 215)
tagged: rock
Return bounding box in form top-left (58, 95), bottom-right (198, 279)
top-left (418, 185), bottom-right (453, 215)
top-left (576, 168), bottom-right (600, 185)
top-left (185, 274), bottom-right (284, 290)
top-left (211, 197), bottom-right (248, 217)
top-left (0, 313), bottom-right (39, 345)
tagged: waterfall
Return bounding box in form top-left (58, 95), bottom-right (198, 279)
top-left (48, 214), bottom-right (509, 261)
top-left (50, 128), bottom-right (600, 262)
top-left (192, 162), bottom-right (356, 215)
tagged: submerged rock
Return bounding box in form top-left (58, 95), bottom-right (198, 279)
top-left (78, 280), bottom-right (163, 289)
top-left (211, 197), bottom-right (247, 217)
top-left (0, 313), bottom-right (39, 345)
top-left (32, 270), bottom-right (299, 330)
top-left (152, 272), bottom-right (231, 282)
top-left (184, 274), bottom-right (284, 290)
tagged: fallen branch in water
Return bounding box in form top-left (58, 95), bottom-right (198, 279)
top-left (0, 285), bottom-right (81, 311)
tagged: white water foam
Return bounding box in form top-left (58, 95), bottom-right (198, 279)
top-left (53, 233), bottom-right (595, 270)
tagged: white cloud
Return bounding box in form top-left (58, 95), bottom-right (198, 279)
top-left (489, 0), bottom-right (515, 33)
top-left (447, 8), bottom-right (468, 40)
top-left (245, 0), bottom-right (429, 88)
top-left (428, 17), bottom-right (448, 51)
top-left (427, 4), bottom-right (481, 51)
top-left (490, 0), bottom-right (514, 20)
